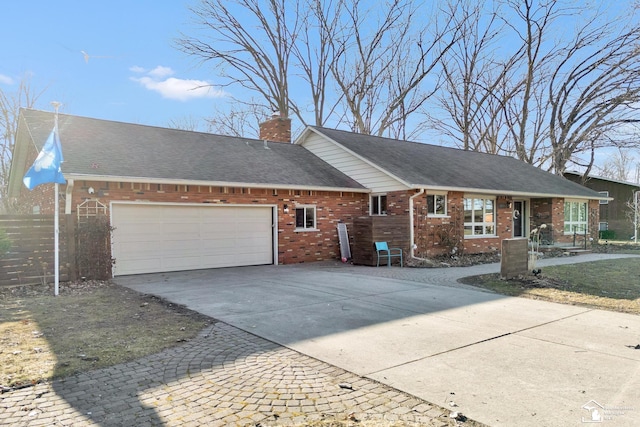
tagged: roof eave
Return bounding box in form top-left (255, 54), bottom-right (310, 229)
top-left (564, 171), bottom-right (640, 189)
top-left (65, 173), bottom-right (371, 194)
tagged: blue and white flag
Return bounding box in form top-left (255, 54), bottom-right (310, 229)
top-left (23, 127), bottom-right (66, 190)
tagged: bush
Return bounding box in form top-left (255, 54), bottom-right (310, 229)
top-left (0, 228), bottom-right (11, 256)
top-left (599, 229), bottom-right (616, 240)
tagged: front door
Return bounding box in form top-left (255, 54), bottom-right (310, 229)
top-left (513, 201), bottom-right (525, 237)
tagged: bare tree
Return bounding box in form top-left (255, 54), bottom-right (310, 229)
top-left (498, 0), bottom-right (571, 166)
top-left (547, 25), bottom-right (640, 175)
top-left (0, 75), bottom-right (47, 212)
top-left (167, 115), bottom-right (205, 132)
top-left (324, 0), bottom-right (462, 137)
top-left (290, 0), bottom-right (344, 127)
top-left (431, 0), bottom-right (640, 176)
top-left (204, 103), bottom-right (268, 138)
top-left (430, 0), bottom-right (520, 153)
top-left (597, 148), bottom-right (639, 182)
top-left (496, 0), bottom-right (640, 174)
top-left (177, 0), bottom-right (302, 121)
top-left (178, 0), bottom-right (465, 139)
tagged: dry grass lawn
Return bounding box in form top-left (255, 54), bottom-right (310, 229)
top-left (0, 280), bottom-right (211, 389)
top-left (460, 257), bottom-right (640, 314)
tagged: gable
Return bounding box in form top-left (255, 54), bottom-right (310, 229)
top-left (300, 130), bottom-right (408, 193)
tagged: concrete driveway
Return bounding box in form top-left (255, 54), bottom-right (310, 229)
top-left (115, 254), bottom-right (640, 427)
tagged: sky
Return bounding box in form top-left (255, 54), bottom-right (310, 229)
top-left (2, 1), bottom-right (639, 180)
top-left (2, 1), bottom-right (224, 129)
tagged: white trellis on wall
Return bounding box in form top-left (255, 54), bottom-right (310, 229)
top-left (77, 199), bottom-right (107, 222)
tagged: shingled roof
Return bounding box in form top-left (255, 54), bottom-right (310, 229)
top-left (309, 127), bottom-right (602, 199)
top-left (12, 109), bottom-right (366, 192)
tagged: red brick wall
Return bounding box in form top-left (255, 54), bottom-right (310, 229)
top-left (385, 191), bottom-right (410, 216)
top-left (66, 180), bottom-right (366, 265)
top-left (21, 177), bottom-right (600, 263)
top-left (411, 191), bottom-right (507, 257)
top-left (411, 191), bottom-right (464, 257)
top-left (531, 198), bottom-right (562, 243)
top-left (530, 197), bottom-right (599, 246)
top-left (589, 199), bottom-right (600, 243)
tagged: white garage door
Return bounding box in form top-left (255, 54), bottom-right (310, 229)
top-left (111, 203), bottom-right (274, 276)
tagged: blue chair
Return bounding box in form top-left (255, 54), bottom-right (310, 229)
top-left (375, 242), bottom-right (403, 267)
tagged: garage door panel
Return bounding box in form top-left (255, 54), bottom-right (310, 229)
top-left (116, 222), bottom-right (163, 235)
top-left (112, 204), bottom-right (273, 275)
top-left (116, 258), bottom-right (162, 275)
top-left (163, 255), bottom-right (202, 270)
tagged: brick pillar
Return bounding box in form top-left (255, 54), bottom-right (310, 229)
top-left (259, 114), bottom-right (291, 143)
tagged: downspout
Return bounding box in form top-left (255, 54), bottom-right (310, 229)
top-left (409, 189), bottom-right (427, 260)
top-left (64, 179), bottom-right (74, 215)
top-left (635, 190), bottom-right (639, 245)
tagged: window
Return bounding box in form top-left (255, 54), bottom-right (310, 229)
top-left (598, 191), bottom-right (609, 205)
top-left (427, 194), bottom-right (447, 216)
top-left (371, 194), bottom-right (387, 215)
top-left (564, 200), bottom-right (588, 233)
top-left (599, 222), bottom-right (608, 231)
top-left (295, 205), bottom-right (316, 230)
top-left (463, 197), bottom-right (496, 236)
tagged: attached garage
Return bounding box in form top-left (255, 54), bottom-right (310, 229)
top-left (111, 203), bottom-right (275, 276)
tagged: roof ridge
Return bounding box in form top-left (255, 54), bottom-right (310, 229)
top-left (22, 108), bottom-right (264, 141)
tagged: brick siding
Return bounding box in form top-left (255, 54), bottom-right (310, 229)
top-left (64, 181), bottom-right (366, 265)
top-left (18, 180), bottom-right (600, 267)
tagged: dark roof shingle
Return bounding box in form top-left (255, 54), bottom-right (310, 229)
top-left (311, 127), bottom-right (601, 198)
top-left (19, 110), bottom-right (366, 190)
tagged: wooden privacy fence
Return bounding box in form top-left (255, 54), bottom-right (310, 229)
top-left (351, 216), bottom-right (410, 266)
top-left (0, 215), bottom-right (75, 287)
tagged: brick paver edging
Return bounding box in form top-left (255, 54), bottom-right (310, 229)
top-left (1, 322), bottom-right (466, 427)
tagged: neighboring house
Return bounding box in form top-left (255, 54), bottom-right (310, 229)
top-left (8, 109), bottom-right (604, 276)
top-left (564, 171), bottom-right (640, 240)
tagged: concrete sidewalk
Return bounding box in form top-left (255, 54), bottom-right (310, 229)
top-left (116, 253), bottom-right (640, 426)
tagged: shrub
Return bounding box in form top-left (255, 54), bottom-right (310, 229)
top-left (599, 230), bottom-right (616, 240)
top-left (76, 216), bottom-right (115, 279)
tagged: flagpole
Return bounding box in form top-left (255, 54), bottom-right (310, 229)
top-left (54, 183), bottom-right (60, 296)
top-left (52, 102), bottom-right (61, 296)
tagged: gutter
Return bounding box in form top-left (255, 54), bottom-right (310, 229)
top-left (407, 184), bottom-right (602, 201)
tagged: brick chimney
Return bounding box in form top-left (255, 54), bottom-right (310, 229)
top-left (259, 113), bottom-right (291, 143)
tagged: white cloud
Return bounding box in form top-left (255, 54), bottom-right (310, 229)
top-left (148, 66), bottom-right (174, 79)
top-left (0, 74), bottom-right (14, 85)
top-left (130, 66), bottom-right (225, 101)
